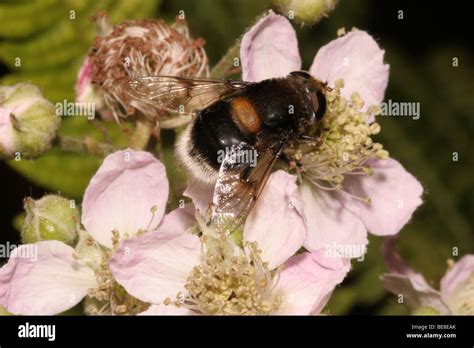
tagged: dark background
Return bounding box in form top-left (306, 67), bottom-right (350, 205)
top-left (1, 0), bottom-right (473, 314)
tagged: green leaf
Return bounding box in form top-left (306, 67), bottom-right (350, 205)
top-left (8, 148), bottom-right (101, 199)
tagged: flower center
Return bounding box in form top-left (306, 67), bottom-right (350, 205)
top-left (447, 271), bottom-right (474, 315)
top-left (85, 231), bottom-right (149, 315)
top-left (286, 78), bottom-right (388, 203)
top-left (168, 237), bottom-right (281, 315)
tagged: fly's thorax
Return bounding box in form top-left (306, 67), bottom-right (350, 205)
top-left (243, 78), bottom-right (312, 133)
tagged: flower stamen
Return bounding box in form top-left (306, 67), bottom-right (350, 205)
top-left (286, 78), bottom-right (388, 205)
top-left (85, 232), bottom-right (150, 315)
top-left (167, 237), bottom-right (281, 315)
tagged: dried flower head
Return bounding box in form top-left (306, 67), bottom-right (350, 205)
top-left (87, 14), bottom-right (209, 121)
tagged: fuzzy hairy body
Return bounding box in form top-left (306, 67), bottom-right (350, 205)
top-left (176, 74), bottom-right (326, 185)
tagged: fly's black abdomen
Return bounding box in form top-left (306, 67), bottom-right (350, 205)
top-left (190, 101), bottom-right (254, 170)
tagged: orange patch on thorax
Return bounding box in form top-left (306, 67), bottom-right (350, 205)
top-left (231, 97), bottom-right (261, 133)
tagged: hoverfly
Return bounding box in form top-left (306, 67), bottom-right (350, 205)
top-left (127, 71), bottom-right (328, 232)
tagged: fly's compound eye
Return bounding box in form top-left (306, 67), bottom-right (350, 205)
top-left (310, 90), bottom-right (326, 121)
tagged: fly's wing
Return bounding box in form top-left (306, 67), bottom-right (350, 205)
top-left (126, 76), bottom-right (252, 116)
top-left (211, 141), bottom-right (285, 234)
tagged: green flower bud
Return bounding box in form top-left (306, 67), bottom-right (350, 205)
top-left (21, 195), bottom-right (79, 245)
top-left (0, 83), bottom-right (60, 159)
top-left (412, 306), bottom-right (440, 315)
top-left (274, 0), bottom-right (338, 26)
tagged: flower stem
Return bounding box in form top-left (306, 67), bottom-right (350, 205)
top-left (129, 117), bottom-right (154, 150)
top-left (210, 41), bottom-right (241, 78)
top-left (54, 135), bottom-right (117, 157)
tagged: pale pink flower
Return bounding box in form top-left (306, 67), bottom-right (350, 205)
top-left (187, 11), bottom-right (423, 259)
top-left (0, 241), bottom-right (97, 315)
top-left (382, 237), bottom-right (474, 315)
top-left (108, 160), bottom-right (350, 315)
top-left (110, 227), bottom-right (350, 315)
top-left (0, 149), bottom-right (171, 314)
top-left (81, 149), bottom-right (169, 249)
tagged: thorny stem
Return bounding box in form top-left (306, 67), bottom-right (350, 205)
top-left (54, 135), bottom-right (116, 157)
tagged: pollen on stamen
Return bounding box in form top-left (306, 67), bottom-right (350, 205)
top-left (285, 78), bottom-right (389, 204)
top-left (85, 233), bottom-right (150, 315)
top-left (167, 238), bottom-right (282, 315)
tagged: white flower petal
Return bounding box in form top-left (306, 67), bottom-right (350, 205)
top-left (0, 241), bottom-right (97, 315)
top-left (275, 250), bottom-right (350, 315)
top-left (109, 231), bottom-right (202, 304)
top-left (82, 149), bottom-right (169, 248)
top-left (343, 158), bottom-right (423, 236)
top-left (300, 181), bottom-right (368, 258)
top-left (440, 255), bottom-right (474, 304)
top-left (183, 179), bottom-right (214, 215)
top-left (381, 237), bottom-right (451, 314)
top-left (310, 30), bottom-right (389, 116)
top-left (241, 11), bottom-right (301, 82)
top-left (156, 204), bottom-right (196, 236)
top-left (244, 171), bottom-right (306, 269)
